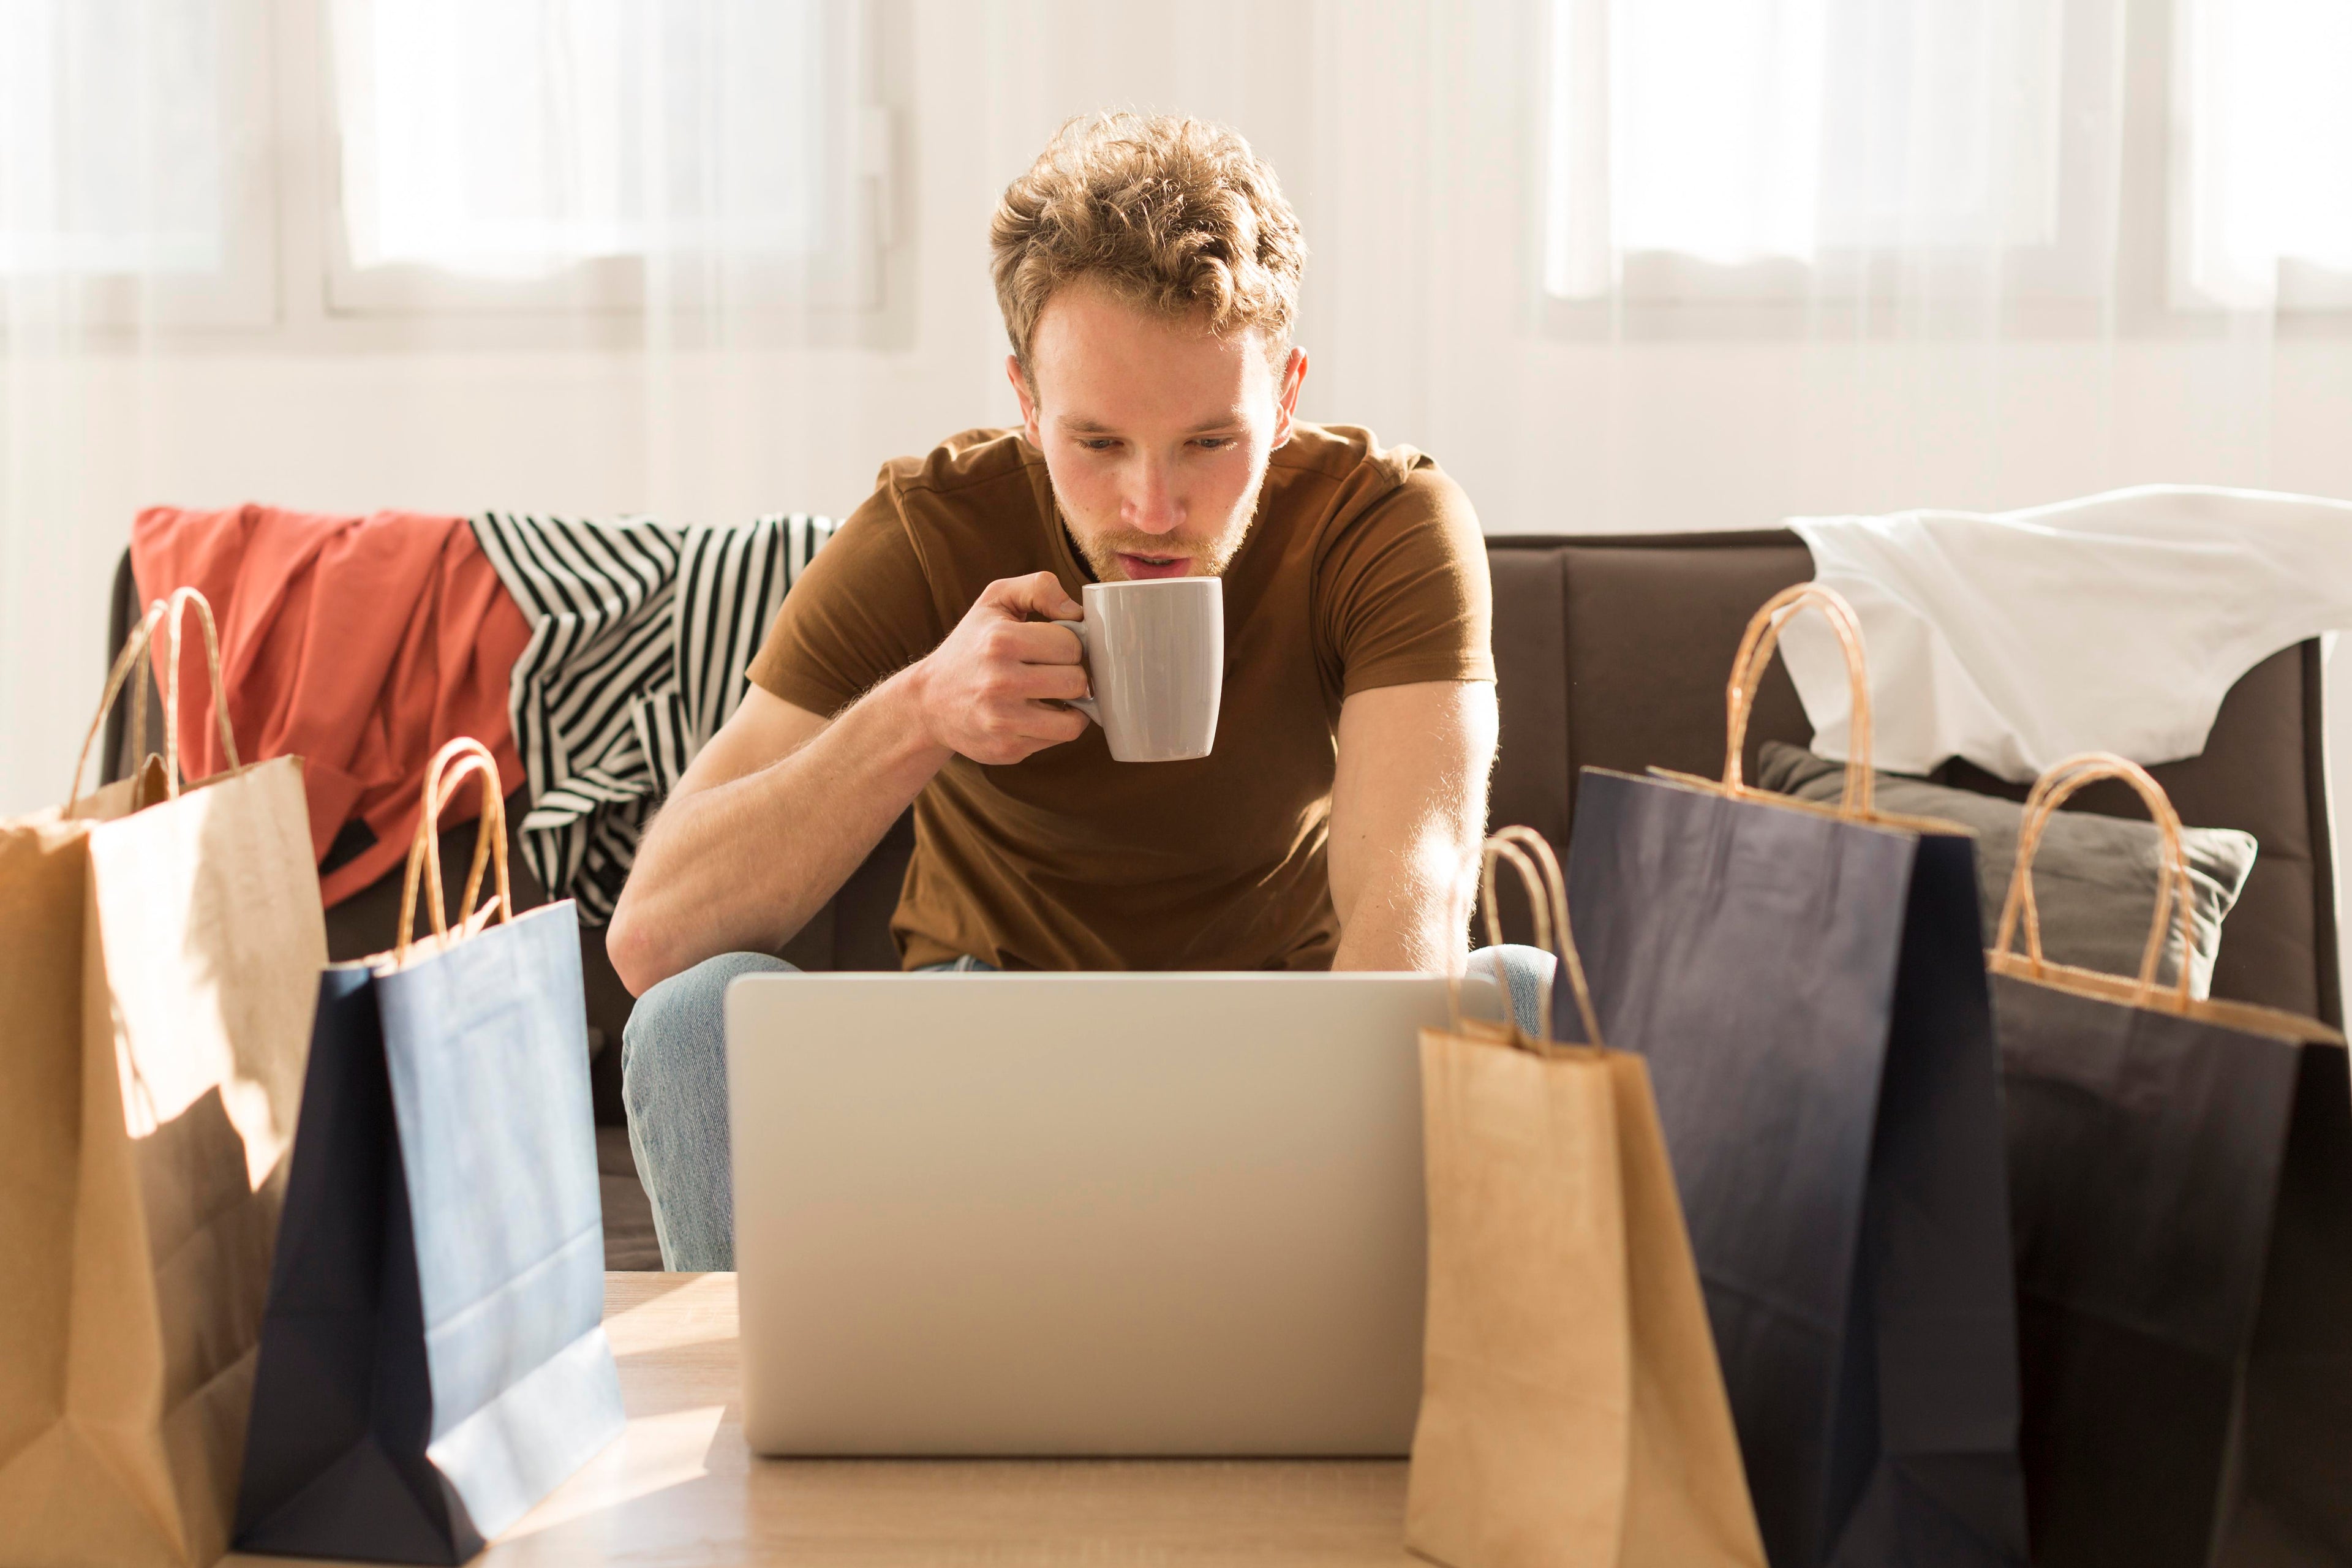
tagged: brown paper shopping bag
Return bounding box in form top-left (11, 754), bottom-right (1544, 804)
top-left (0, 590), bottom-right (326, 1568)
top-left (1406, 828), bottom-right (1763, 1568)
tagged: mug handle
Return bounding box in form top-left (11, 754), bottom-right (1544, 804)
top-left (1050, 620), bottom-right (1101, 725)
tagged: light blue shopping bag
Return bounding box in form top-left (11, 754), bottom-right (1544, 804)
top-left (236, 739), bottom-right (622, 1563)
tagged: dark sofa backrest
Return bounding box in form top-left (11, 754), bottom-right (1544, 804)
top-left (1485, 532), bottom-right (2342, 1027)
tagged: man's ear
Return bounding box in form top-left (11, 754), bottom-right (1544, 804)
top-left (1271, 344), bottom-right (1309, 448)
top-left (1007, 355), bottom-right (1043, 447)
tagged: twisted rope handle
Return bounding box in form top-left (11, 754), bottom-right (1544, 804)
top-left (394, 737), bottom-right (516, 965)
top-left (70, 600), bottom-right (167, 806)
top-left (1450, 825), bottom-right (1606, 1055)
top-left (1723, 583), bottom-right (1875, 819)
top-left (157, 587), bottom-right (243, 797)
top-left (1992, 752), bottom-right (2196, 1011)
top-left (67, 587), bottom-right (242, 804)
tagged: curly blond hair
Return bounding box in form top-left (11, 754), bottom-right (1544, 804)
top-left (991, 113), bottom-right (1306, 380)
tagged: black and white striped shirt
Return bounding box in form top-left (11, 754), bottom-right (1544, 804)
top-left (471, 511), bottom-right (834, 924)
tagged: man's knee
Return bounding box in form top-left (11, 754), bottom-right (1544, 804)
top-left (622, 951), bottom-right (796, 1114)
top-left (1469, 943), bottom-right (1561, 1041)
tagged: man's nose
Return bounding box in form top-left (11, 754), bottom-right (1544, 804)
top-left (1121, 457), bottom-right (1182, 536)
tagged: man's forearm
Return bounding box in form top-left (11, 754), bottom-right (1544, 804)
top-left (1331, 902), bottom-right (1449, 972)
top-left (1327, 680), bottom-right (1497, 973)
top-left (1330, 835), bottom-right (1479, 973)
top-left (608, 671), bottom-right (945, 993)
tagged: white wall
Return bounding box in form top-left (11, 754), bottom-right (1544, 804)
top-left (5, 0), bottom-right (2347, 986)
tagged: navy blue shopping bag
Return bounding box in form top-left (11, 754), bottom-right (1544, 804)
top-left (234, 739), bottom-right (623, 1564)
top-left (1562, 587), bottom-right (2028, 1568)
top-left (1986, 755), bottom-right (2352, 1567)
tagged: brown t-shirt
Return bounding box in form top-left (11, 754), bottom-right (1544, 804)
top-left (745, 421), bottom-right (1493, 971)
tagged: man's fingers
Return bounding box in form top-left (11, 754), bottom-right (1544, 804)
top-left (1019, 703), bottom-right (1090, 744)
top-left (989, 619), bottom-right (1085, 666)
top-left (979, 658), bottom-right (1087, 706)
top-left (979, 571), bottom-right (1083, 624)
top-left (1016, 663), bottom-right (1091, 703)
top-left (934, 575), bottom-right (1091, 765)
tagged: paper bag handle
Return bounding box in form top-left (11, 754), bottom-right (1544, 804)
top-left (1722, 583), bottom-right (1874, 818)
top-left (1451, 825), bottom-right (1606, 1055)
top-left (70, 600), bottom-right (166, 805)
top-left (157, 587), bottom-right (243, 797)
top-left (394, 737), bottom-right (516, 964)
top-left (1992, 752), bottom-right (2196, 1011)
top-left (67, 587), bottom-right (242, 805)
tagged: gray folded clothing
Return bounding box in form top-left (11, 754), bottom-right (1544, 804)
top-left (1754, 741), bottom-right (2258, 998)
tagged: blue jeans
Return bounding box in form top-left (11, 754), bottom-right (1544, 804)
top-left (620, 946), bottom-right (1557, 1271)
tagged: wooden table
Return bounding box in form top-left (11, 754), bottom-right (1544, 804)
top-left (231, 1273), bottom-right (1415, 1566)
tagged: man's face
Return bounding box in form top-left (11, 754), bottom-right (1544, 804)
top-left (1011, 279), bottom-right (1307, 582)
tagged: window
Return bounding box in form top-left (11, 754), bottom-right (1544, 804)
top-left (1541, 0), bottom-right (2352, 320)
top-left (0, 0), bottom-right (274, 324)
top-left (0, 0), bottom-right (891, 333)
top-left (326, 0), bottom-right (888, 315)
top-left (1544, 0), bottom-right (2094, 304)
top-left (2175, 0), bottom-right (2352, 310)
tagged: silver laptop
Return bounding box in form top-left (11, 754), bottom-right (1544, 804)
top-left (725, 971), bottom-right (1494, 1457)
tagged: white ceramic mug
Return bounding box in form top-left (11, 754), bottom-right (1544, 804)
top-left (1054, 578), bottom-right (1223, 763)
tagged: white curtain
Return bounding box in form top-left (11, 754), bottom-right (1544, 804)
top-left (2176, 0), bottom-right (2352, 311)
top-left (0, 1), bottom-right (226, 277)
top-left (1543, 0), bottom-right (2352, 311)
top-left (0, 0), bottom-right (878, 816)
top-left (1488, 0), bottom-right (2352, 570)
top-left (4, 0), bottom-right (2350, 919)
top-left (2, 0), bottom-right (266, 816)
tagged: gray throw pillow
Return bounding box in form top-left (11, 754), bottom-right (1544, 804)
top-left (1753, 741), bottom-right (2258, 998)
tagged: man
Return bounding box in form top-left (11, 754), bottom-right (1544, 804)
top-left (610, 113), bottom-right (1532, 1270)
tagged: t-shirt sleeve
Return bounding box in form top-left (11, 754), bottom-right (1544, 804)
top-left (1317, 463), bottom-right (1495, 698)
top-left (745, 485), bottom-right (945, 715)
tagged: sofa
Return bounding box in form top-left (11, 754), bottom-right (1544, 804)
top-left (105, 533), bottom-right (2345, 1266)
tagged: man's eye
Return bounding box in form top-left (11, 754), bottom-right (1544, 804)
top-left (1193, 437), bottom-right (1232, 450)
top-left (1075, 437), bottom-right (1120, 451)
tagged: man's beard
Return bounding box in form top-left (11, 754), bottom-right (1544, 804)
top-left (1054, 464), bottom-right (1268, 582)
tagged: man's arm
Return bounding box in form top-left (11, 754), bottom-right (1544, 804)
top-left (1327, 679), bottom-right (1499, 971)
top-left (605, 573), bottom-right (1090, 996)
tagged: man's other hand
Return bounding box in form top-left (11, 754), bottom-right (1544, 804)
top-left (911, 572), bottom-right (1093, 765)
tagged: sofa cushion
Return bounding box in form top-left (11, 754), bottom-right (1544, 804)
top-left (1755, 741), bottom-right (2258, 997)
